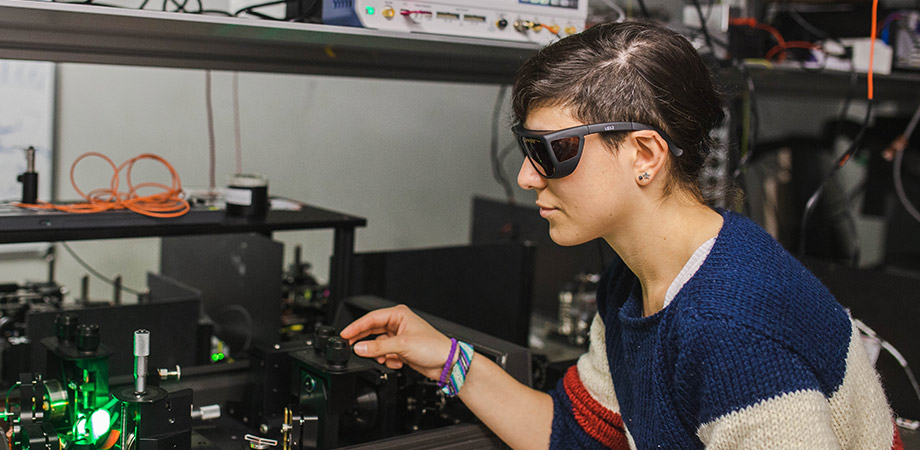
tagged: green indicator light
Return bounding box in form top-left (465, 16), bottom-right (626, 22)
top-left (211, 353), bottom-right (219, 362)
top-left (366, 6), bottom-right (374, 15)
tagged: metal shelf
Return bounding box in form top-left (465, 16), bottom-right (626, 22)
top-left (726, 64), bottom-right (920, 102)
top-left (0, 0), bottom-right (539, 83)
top-left (0, 203), bottom-right (366, 243)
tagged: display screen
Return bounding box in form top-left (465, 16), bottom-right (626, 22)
top-left (519, 0), bottom-right (579, 9)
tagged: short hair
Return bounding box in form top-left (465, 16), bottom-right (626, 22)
top-left (511, 20), bottom-right (725, 204)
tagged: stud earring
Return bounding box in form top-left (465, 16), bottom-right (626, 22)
top-left (638, 172), bottom-right (650, 181)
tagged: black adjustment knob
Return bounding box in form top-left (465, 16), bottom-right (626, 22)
top-left (76, 324), bottom-right (100, 353)
top-left (55, 313), bottom-right (79, 344)
top-left (314, 326), bottom-right (336, 354)
top-left (325, 337), bottom-right (350, 367)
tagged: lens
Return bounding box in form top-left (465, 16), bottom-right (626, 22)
top-left (519, 136), bottom-right (554, 177)
top-left (551, 136), bottom-right (580, 163)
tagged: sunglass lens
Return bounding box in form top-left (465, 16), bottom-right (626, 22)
top-left (550, 136), bottom-right (580, 163)
top-left (519, 137), bottom-right (555, 177)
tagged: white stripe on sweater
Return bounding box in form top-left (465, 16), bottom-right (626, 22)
top-left (698, 389), bottom-right (841, 449)
top-left (577, 314), bottom-right (637, 450)
top-left (828, 321), bottom-right (896, 449)
top-left (697, 319), bottom-right (895, 449)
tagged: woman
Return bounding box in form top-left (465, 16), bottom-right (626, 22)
top-left (340, 21), bottom-right (900, 449)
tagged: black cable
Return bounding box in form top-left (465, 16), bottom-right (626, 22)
top-left (797, 100), bottom-right (873, 257)
top-left (689, 0), bottom-right (714, 52)
top-left (198, 9), bottom-right (234, 15)
top-left (635, 0), bottom-right (650, 18)
top-left (733, 65), bottom-right (758, 179)
top-left (834, 62), bottom-right (858, 141)
top-left (61, 242), bottom-right (145, 296)
top-left (170, 0), bottom-right (189, 12)
top-left (787, 9), bottom-right (834, 41)
top-left (233, 0), bottom-right (285, 17)
top-left (240, 9), bottom-right (277, 20)
top-left (490, 85), bottom-right (516, 204)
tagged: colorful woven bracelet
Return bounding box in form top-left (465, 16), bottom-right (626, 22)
top-left (440, 341), bottom-right (474, 397)
top-left (437, 338), bottom-right (458, 388)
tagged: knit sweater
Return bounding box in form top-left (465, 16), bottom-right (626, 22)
top-left (549, 210), bottom-right (901, 449)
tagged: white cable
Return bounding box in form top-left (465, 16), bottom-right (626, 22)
top-left (233, 72), bottom-right (243, 175)
top-left (596, 0), bottom-right (626, 22)
top-left (205, 70), bottom-right (216, 191)
top-left (892, 102), bottom-right (920, 226)
top-left (906, 101), bottom-right (920, 139)
top-left (893, 145), bottom-right (920, 224)
top-left (854, 319), bottom-right (920, 406)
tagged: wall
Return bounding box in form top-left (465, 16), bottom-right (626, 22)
top-left (0, 64), bottom-right (530, 301)
top-left (0, 62), bottom-right (900, 300)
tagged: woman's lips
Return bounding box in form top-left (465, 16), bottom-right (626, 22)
top-left (537, 203), bottom-right (557, 218)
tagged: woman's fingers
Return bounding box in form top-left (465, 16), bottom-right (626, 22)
top-left (339, 305), bottom-right (410, 342)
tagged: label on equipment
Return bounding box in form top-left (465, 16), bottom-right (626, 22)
top-left (226, 187), bottom-right (253, 206)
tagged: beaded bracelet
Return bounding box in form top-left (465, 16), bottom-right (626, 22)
top-left (440, 341), bottom-right (474, 397)
top-left (437, 338), bottom-right (458, 388)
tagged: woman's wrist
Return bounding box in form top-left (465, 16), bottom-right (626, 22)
top-left (437, 338), bottom-right (459, 387)
top-left (440, 341), bottom-right (474, 397)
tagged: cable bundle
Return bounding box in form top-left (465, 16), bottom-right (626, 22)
top-left (16, 152), bottom-right (190, 218)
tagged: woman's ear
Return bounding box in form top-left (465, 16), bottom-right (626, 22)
top-left (631, 130), bottom-right (670, 185)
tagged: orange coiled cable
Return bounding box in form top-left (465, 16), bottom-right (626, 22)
top-left (15, 152), bottom-right (190, 218)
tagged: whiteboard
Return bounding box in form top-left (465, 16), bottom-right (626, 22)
top-left (0, 59), bottom-right (55, 254)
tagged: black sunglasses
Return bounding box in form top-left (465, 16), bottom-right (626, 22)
top-left (511, 121), bottom-right (684, 179)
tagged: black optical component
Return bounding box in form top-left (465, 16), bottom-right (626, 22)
top-left (512, 121), bottom-right (684, 179)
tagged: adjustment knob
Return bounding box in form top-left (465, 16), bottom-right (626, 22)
top-left (325, 337), bottom-right (350, 367)
top-left (55, 312), bottom-right (79, 344)
top-left (76, 323), bottom-right (100, 353)
top-left (314, 325), bottom-right (336, 354)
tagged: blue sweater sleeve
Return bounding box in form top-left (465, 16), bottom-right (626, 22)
top-left (671, 319), bottom-right (827, 426)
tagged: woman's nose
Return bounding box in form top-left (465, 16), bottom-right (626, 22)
top-left (517, 158), bottom-right (546, 191)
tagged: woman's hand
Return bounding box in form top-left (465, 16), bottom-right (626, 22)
top-left (339, 304), bottom-right (453, 380)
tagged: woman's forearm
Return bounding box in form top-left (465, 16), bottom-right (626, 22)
top-left (458, 354), bottom-right (554, 449)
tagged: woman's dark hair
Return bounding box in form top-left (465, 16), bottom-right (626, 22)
top-left (512, 20), bottom-right (726, 204)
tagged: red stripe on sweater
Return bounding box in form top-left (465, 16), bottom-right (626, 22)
top-left (563, 365), bottom-right (631, 450)
top-left (892, 422), bottom-right (904, 450)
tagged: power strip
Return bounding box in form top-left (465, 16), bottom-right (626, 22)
top-left (322, 0), bottom-right (587, 44)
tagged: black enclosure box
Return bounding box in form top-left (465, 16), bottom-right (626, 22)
top-left (349, 242), bottom-right (535, 347)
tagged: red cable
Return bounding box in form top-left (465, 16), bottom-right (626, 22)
top-left (765, 41), bottom-right (820, 61)
top-left (15, 152), bottom-right (190, 218)
top-left (869, 0), bottom-right (878, 100)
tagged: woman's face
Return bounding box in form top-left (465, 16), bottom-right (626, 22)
top-left (517, 106), bottom-right (639, 246)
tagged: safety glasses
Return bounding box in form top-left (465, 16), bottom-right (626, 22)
top-left (511, 121), bottom-right (684, 179)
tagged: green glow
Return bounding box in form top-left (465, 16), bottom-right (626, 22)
top-left (75, 416), bottom-right (88, 436)
top-left (91, 409), bottom-right (111, 440)
top-left (365, 6), bottom-right (374, 14)
top-left (211, 352), bottom-right (225, 362)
